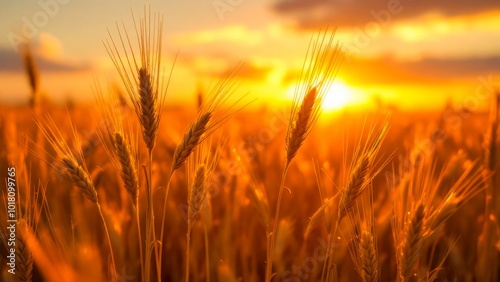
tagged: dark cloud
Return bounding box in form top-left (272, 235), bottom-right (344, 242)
top-left (272, 0), bottom-right (500, 28)
top-left (0, 48), bottom-right (91, 72)
top-left (344, 56), bottom-right (500, 85)
top-left (282, 55), bottom-right (500, 85)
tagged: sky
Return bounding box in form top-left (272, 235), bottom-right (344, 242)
top-left (0, 0), bottom-right (499, 110)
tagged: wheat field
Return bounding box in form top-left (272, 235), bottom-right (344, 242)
top-left (1, 7), bottom-right (500, 282)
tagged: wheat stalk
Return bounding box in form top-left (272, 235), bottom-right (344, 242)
top-left (184, 140), bottom-right (219, 282)
top-left (159, 66), bottom-right (242, 267)
top-left (34, 115), bottom-right (117, 281)
top-left (185, 164), bottom-right (206, 282)
top-left (476, 92), bottom-right (499, 282)
top-left (19, 43), bottom-right (40, 108)
top-left (266, 29), bottom-right (344, 282)
top-left (185, 165), bottom-right (209, 282)
top-left (105, 8), bottom-right (172, 280)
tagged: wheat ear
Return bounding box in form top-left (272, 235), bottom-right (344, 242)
top-left (17, 220), bottom-right (34, 282)
top-left (360, 230), bottom-right (378, 282)
top-left (159, 66), bottom-right (243, 267)
top-left (62, 157), bottom-right (98, 204)
top-left (172, 112), bottom-right (212, 171)
top-left (338, 155), bottom-right (370, 223)
top-left (286, 87), bottom-right (317, 161)
top-left (138, 67), bottom-right (160, 150)
top-left (399, 204), bottom-right (425, 282)
top-left (266, 29), bottom-right (343, 282)
top-left (114, 132), bottom-right (139, 200)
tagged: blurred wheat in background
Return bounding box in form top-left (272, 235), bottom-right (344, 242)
top-left (1, 3), bottom-right (500, 282)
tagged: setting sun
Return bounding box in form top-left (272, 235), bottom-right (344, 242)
top-left (322, 80), bottom-right (352, 111)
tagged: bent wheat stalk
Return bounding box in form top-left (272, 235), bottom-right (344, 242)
top-left (34, 115), bottom-right (117, 281)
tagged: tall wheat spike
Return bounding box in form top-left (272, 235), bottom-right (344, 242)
top-left (105, 8), bottom-right (172, 280)
top-left (105, 8), bottom-right (170, 152)
top-left (159, 66), bottom-right (243, 266)
top-left (285, 31), bottom-right (343, 164)
top-left (266, 30), bottom-right (344, 282)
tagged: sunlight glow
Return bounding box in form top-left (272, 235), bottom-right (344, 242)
top-left (322, 80), bottom-right (353, 111)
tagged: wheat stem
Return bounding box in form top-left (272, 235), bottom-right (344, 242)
top-left (97, 203), bottom-right (117, 282)
top-left (136, 197), bottom-right (145, 282)
top-left (203, 220), bottom-right (211, 282)
top-left (144, 151), bottom-right (161, 282)
top-left (158, 171), bottom-right (173, 268)
top-left (265, 161), bottom-right (290, 282)
top-left (186, 224), bottom-right (192, 282)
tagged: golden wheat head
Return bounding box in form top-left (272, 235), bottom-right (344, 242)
top-left (171, 66), bottom-right (242, 173)
top-left (286, 30), bottom-right (344, 163)
top-left (34, 115), bottom-right (98, 204)
top-left (105, 8), bottom-right (171, 152)
top-left (93, 81), bottom-right (140, 201)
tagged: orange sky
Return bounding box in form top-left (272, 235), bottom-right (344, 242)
top-left (1, 0), bottom-right (499, 111)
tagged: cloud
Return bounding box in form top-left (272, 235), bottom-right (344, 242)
top-left (35, 32), bottom-right (64, 60)
top-left (345, 56), bottom-right (500, 85)
top-left (0, 47), bottom-right (92, 72)
top-left (272, 0), bottom-right (500, 28)
top-left (174, 25), bottom-right (263, 46)
top-left (281, 55), bottom-right (500, 86)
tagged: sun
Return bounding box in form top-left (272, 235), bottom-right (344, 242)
top-left (322, 80), bottom-right (352, 111)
